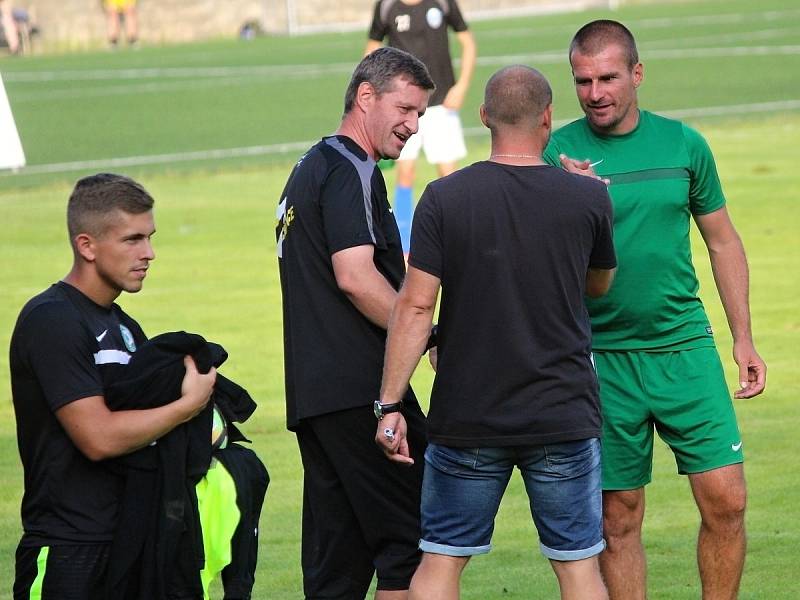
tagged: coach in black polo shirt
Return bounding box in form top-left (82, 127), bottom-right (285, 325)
top-left (275, 47), bottom-right (434, 599)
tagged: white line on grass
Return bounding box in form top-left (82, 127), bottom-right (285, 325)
top-left (473, 45), bottom-right (800, 68)
top-left (641, 27), bottom-right (799, 48)
top-left (477, 8), bottom-right (800, 38)
top-left (4, 100), bottom-right (799, 177)
top-left (3, 63), bottom-right (353, 83)
top-left (6, 43), bottom-right (800, 103)
top-left (7, 43), bottom-right (800, 86)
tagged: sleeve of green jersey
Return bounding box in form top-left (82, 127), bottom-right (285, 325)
top-left (683, 124), bottom-right (726, 215)
top-left (542, 139), bottom-right (562, 168)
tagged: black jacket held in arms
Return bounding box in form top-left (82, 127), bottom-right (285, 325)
top-left (103, 331), bottom-right (257, 600)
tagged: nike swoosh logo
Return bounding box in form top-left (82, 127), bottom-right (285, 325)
top-left (731, 442), bottom-right (743, 452)
top-left (96, 330), bottom-right (108, 342)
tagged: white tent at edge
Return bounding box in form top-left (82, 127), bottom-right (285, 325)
top-left (0, 73), bottom-right (26, 171)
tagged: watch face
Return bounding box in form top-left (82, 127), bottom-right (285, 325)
top-left (373, 400), bottom-right (383, 419)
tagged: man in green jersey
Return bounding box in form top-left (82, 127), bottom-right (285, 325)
top-left (543, 20), bottom-right (767, 600)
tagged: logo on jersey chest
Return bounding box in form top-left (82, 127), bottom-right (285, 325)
top-left (426, 7), bottom-right (443, 28)
top-left (120, 324), bottom-right (137, 352)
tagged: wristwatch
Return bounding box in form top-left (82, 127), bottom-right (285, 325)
top-left (425, 324), bottom-right (439, 352)
top-left (374, 400), bottom-right (403, 420)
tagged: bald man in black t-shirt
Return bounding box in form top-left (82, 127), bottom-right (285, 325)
top-left (376, 66), bottom-right (616, 599)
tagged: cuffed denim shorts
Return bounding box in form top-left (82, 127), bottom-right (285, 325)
top-left (419, 438), bottom-right (605, 561)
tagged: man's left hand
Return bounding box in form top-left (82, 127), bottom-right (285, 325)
top-left (733, 340), bottom-right (767, 398)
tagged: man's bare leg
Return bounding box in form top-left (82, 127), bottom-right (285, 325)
top-left (550, 555), bottom-right (608, 600)
top-left (396, 159), bottom-right (416, 188)
top-left (436, 162), bottom-right (457, 178)
top-left (123, 5), bottom-right (138, 43)
top-left (600, 488), bottom-right (647, 600)
top-left (689, 464), bottom-right (747, 600)
top-left (408, 552), bottom-right (469, 600)
top-left (105, 9), bottom-right (121, 45)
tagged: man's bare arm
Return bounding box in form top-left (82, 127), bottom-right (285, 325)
top-left (443, 30), bottom-right (477, 110)
top-left (57, 356), bottom-right (216, 461)
top-left (694, 206), bottom-right (766, 398)
top-left (586, 267), bottom-right (616, 298)
top-left (376, 267), bottom-right (440, 464)
top-left (332, 244), bottom-right (398, 329)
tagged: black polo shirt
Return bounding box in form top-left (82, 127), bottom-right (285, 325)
top-left (277, 135), bottom-right (416, 430)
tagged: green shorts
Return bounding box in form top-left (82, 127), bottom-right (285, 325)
top-left (594, 347), bottom-right (743, 490)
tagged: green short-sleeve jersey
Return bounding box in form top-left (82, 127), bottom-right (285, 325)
top-left (544, 110), bottom-right (725, 350)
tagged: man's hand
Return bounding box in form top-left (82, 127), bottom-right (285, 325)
top-left (732, 341), bottom-right (766, 398)
top-left (180, 355), bottom-right (216, 420)
top-left (559, 154), bottom-right (610, 185)
top-left (375, 412), bottom-right (414, 465)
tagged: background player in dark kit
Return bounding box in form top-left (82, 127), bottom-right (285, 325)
top-left (366, 0), bottom-right (477, 253)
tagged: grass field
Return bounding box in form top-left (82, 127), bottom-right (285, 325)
top-left (1, 0), bottom-right (799, 597)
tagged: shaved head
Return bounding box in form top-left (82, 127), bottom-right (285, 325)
top-left (482, 65), bottom-right (552, 133)
top-left (569, 20), bottom-right (639, 69)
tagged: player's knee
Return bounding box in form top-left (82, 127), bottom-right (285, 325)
top-left (603, 490), bottom-right (644, 518)
top-left (707, 488), bottom-right (746, 527)
top-left (697, 482), bottom-right (746, 535)
top-left (603, 515), bottom-right (641, 541)
top-left (602, 491), bottom-right (644, 539)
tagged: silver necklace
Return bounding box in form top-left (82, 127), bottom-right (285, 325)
top-left (490, 153), bottom-right (537, 159)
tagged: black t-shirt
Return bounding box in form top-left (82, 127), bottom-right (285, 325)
top-left (409, 161), bottom-right (616, 447)
top-left (10, 281), bottom-right (147, 546)
top-left (276, 135), bottom-right (416, 430)
top-left (368, 0), bottom-right (469, 107)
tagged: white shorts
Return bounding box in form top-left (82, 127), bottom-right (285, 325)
top-left (399, 104), bottom-right (467, 165)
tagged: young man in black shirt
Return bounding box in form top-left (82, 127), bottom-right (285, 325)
top-left (376, 66), bottom-right (617, 599)
top-left (10, 173), bottom-right (216, 599)
top-left (276, 47), bottom-right (435, 599)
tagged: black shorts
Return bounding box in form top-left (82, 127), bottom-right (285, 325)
top-left (297, 403), bottom-right (426, 599)
top-left (14, 543), bottom-right (110, 600)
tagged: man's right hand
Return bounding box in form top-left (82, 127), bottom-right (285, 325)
top-left (375, 412), bottom-right (414, 465)
top-left (559, 154), bottom-right (610, 185)
top-left (180, 355), bottom-right (216, 420)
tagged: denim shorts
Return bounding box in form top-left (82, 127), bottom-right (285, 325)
top-left (419, 438), bottom-right (604, 561)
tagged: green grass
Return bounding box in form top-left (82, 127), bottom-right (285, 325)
top-left (1, 0), bottom-right (799, 597)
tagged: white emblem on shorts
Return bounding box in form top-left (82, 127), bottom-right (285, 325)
top-left (426, 7), bottom-right (443, 29)
top-left (731, 441), bottom-right (743, 452)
